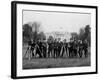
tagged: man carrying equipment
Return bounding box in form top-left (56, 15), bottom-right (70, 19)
top-left (30, 40), bottom-right (36, 58)
top-left (35, 40), bottom-right (43, 58)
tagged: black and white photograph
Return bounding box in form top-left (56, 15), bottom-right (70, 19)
top-left (11, 1), bottom-right (97, 79)
top-left (23, 10), bottom-right (91, 69)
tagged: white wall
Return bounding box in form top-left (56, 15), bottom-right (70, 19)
top-left (0, 0), bottom-right (99, 80)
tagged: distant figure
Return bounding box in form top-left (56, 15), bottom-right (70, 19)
top-left (83, 40), bottom-right (88, 58)
top-left (68, 40), bottom-right (74, 58)
top-left (54, 39), bottom-right (58, 58)
top-left (58, 40), bottom-right (62, 57)
top-left (72, 40), bottom-right (78, 57)
top-left (78, 40), bottom-right (83, 58)
top-left (48, 41), bottom-right (53, 58)
top-left (41, 42), bottom-right (47, 58)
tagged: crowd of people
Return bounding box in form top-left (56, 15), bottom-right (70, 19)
top-left (24, 39), bottom-right (89, 59)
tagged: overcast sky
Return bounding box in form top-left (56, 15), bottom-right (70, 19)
top-left (23, 10), bottom-right (91, 33)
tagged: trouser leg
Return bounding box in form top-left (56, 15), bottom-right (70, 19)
top-left (54, 49), bottom-right (56, 58)
top-left (79, 49), bottom-right (82, 58)
top-left (84, 48), bottom-right (88, 58)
